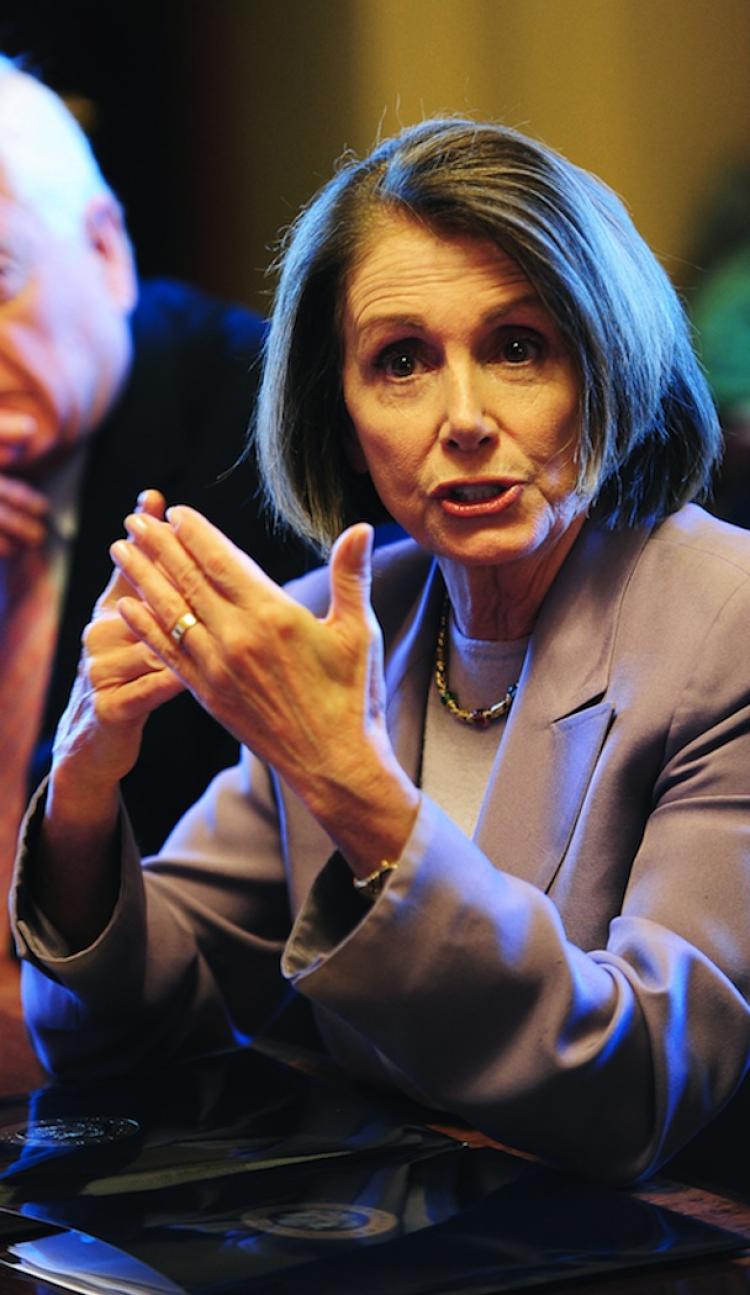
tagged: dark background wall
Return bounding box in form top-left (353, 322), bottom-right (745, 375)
top-left (0, 0), bottom-right (360, 305)
top-left (0, 1), bottom-right (192, 279)
top-left (2, 0), bottom-right (750, 311)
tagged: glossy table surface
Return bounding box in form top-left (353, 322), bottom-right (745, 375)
top-left (0, 1191), bottom-right (747, 1295)
top-left (1, 958), bottom-right (748, 1294)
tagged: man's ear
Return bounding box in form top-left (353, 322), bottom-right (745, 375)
top-left (84, 195), bottom-right (137, 312)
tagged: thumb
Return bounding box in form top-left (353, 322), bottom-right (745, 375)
top-left (328, 523), bottom-right (374, 623)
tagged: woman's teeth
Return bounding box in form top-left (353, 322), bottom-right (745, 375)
top-left (449, 483), bottom-right (505, 502)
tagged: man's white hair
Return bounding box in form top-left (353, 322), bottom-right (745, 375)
top-left (0, 54), bottom-right (115, 236)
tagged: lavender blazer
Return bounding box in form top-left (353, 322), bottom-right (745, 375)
top-left (13, 504), bottom-right (750, 1183)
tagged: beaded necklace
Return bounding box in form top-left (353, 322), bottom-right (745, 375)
top-left (434, 594), bottom-right (518, 728)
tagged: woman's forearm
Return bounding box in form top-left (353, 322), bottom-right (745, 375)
top-left (33, 767), bottom-right (122, 951)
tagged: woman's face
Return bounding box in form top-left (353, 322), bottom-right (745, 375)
top-left (341, 213), bottom-right (584, 573)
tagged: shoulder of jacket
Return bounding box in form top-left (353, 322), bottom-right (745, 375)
top-left (648, 504), bottom-right (750, 579)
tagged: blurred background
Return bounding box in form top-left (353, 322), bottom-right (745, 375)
top-left (2, 0), bottom-right (750, 519)
top-left (2, 0), bottom-right (749, 306)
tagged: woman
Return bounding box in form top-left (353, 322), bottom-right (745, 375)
top-left (13, 120), bottom-right (750, 1184)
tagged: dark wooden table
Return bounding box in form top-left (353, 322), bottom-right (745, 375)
top-left (1, 965), bottom-right (748, 1294)
top-left (0, 1176), bottom-right (747, 1294)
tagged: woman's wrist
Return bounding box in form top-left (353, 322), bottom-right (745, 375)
top-left (300, 742), bottom-right (421, 879)
top-left (46, 760), bottom-right (121, 839)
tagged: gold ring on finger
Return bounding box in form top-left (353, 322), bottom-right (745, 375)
top-left (170, 610), bottom-right (199, 647)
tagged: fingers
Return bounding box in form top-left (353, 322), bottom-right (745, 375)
top-left (49, 489), bottom-right (187, 795)
top-left (85, 654), bottom-right (185, 725)
top-left (97, 668), bottom-right (184, 725)
top-left (84, 615), bottom-right (166, 681)
top-left (116, 594), bottom-right (203, 694)
top-left (78, 594), bottom-right (186, 731)
top-left (95, 489), bottom-right (167, 611)
top-left (104, 498), bottom-right (242, 661)
top-left (110, 532), bottom-right (211, 649)
top-left (0, 473), bottom-right (49, 555)
top-left (113, 505), bottom-right (274, 630)
top-left (135, 488), bottom-right (167, 520)
top-left (165, 505), bottom-right (278, 600)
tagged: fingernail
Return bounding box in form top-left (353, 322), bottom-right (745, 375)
top-left (110, 540), bottom-right (128, 562)
top-left (136, 490), bottom-right (149, 507)
top-left (125, 513), bottom-right (147, 535)
top-left (165, 506), bottom-right (183, 526)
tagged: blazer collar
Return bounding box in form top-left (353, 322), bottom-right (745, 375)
top-left (519, 518), bottom-right (652, 722)
top-left (382, 519), bottom-right (654, 890)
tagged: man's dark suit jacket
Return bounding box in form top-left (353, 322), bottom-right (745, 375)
top-left (35, 280), bottom-right (313, 855)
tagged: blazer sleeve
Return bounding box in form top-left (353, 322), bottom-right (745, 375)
top-left (12, 748), bottom-right (295, 1081)
top-left (282, 580), bottom-right (750, 1185)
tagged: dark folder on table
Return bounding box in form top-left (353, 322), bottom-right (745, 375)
top-left (0, 1046), bottom-right (745, 1293)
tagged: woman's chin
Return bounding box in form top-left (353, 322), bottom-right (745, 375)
top-left (420, 499), bottom-right (585, 572)
top-left (426, 520), bottom-right (549, 569)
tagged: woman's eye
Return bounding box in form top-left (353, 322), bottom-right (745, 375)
top-left (375, 345), bottom-right (423, 379)
top-left (499, 332), bottom-right (543, 364)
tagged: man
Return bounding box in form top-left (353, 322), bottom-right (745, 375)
top-left (0, 57), bottom-right (312, 938)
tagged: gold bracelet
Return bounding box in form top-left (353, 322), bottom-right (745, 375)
top-left (352, 859), bottom-right (398, 900)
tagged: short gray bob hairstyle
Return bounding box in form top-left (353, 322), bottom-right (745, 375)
top-left (255, 118), bottom-right (720, 552)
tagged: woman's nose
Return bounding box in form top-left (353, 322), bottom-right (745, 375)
top-left (439, 364), bottom-right (497, 450)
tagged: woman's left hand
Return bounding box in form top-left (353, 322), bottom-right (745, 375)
top-left (110, 507), bottom-right (419, 872)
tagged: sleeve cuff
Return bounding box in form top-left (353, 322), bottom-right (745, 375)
top-left (11, 777), bottom-right (145, 983)
top-left (282, 794), bottom-right (429, 978)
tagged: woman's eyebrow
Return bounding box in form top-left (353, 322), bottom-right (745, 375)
top-left (352, 292), bottom-right (547, 347)
top-left (480, 293), bottom-right (546, 323)
top-left (353, 314), bottom-right (425, 344)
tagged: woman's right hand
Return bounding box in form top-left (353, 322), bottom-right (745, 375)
top-left (36, 491), bottom-right (185, 948)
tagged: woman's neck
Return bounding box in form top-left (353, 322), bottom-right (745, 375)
top-left (439, 513), bottom-right (586, 641)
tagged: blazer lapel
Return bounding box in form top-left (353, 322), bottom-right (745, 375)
top-left (473, 521), bottom-right (653, 890)
top-left (383, 559), bottom-right (443, 785)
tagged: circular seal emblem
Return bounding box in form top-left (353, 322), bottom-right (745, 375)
top-left (241, 1203), bottom-right (397, 1241)
top-left (0, 1116), bottom-right (140, 1147)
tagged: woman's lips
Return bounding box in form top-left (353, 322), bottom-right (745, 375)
top-left (433, 480), bottom-right (524, 517)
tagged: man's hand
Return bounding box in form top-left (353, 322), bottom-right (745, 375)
top-left (0, 473), bottom-right (49, 556)
top-left (0, 412), bottom-right (49, 555)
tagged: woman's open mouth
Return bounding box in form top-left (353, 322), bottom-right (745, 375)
top-left (434, 480), bottom-right (524, 516)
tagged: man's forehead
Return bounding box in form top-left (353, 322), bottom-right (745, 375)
top-left (0, 180), bottom-right (46, 243)
top-left (0, 70), bottom-right (107, 238)
top-left (0, 160), bottom-right (88, 253)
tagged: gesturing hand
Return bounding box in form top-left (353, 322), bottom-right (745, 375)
top-left (40, 491), bottom-right (191, 948)
top-left (111, 506), bottom-right (419, 869)
top-left (51, 491), bottom-right (186, 799)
